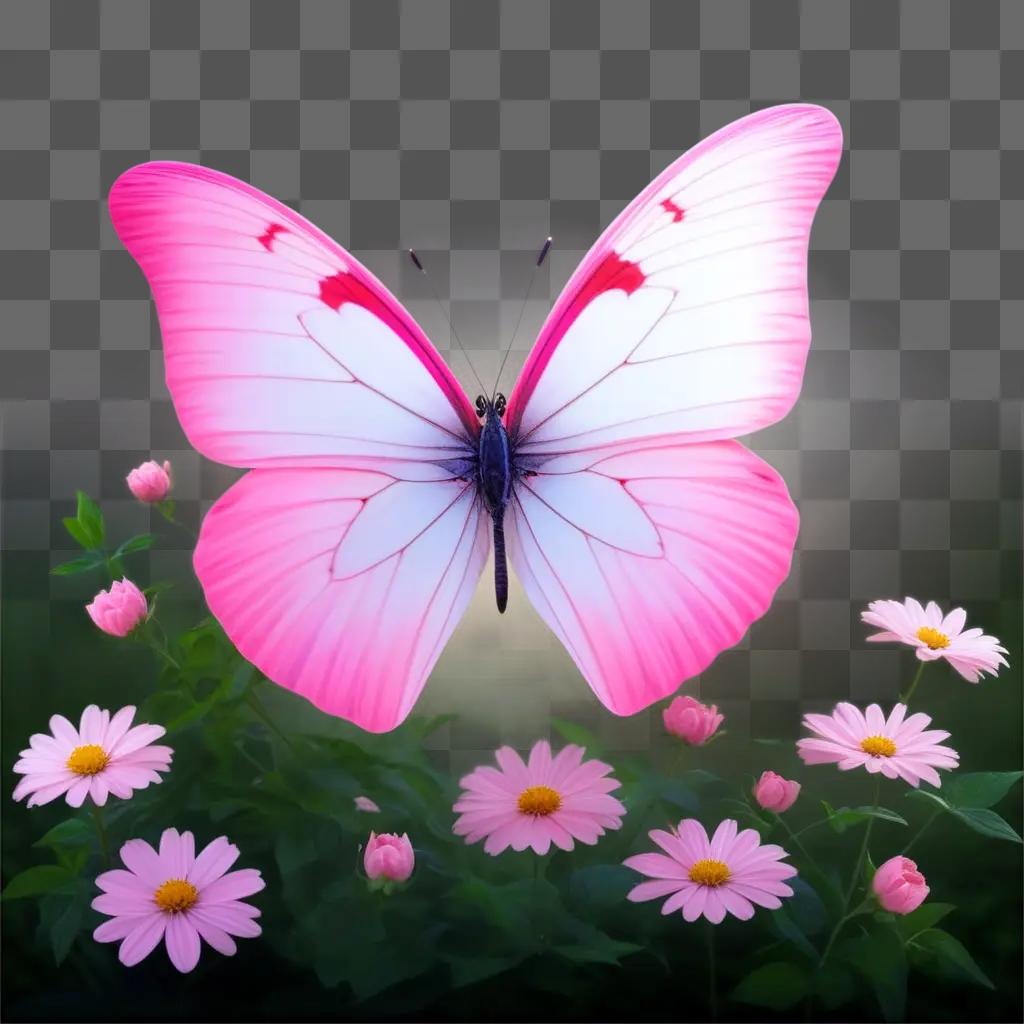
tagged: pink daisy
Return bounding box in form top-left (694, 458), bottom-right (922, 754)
top-left (12, 705), bottom-right (172, 808)
top-left (452, 740), bottom-right (625, 855)
top-left (862, 598), bottom-right (1008, 682)
top-left (93, 828), bottom-right (264, 973)
top-left (797, 702), bottom-right (959, 788)
top-left (625, 819), bottom-right (796, 924)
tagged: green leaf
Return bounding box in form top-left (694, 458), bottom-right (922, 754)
top-left (33, 819), bottom-right (92, 851)
top-left (550, 718), bottom-right (602, 756)
top-left (813, 961), bottom-right (857, 1011)
top-left (770, 906), bottom-right (819, 961)
top-left (275, 830), bottom-right (319, 878)
top-left (75, 490), bottom-right (105, 548)
top-left (61, 517), bottom-right (96, 550)
top-left (2, 865), bottom-right (75, 900)
top-left (50, 552), bottom-right (107, 576)
top-left (824, 804), bottom-right (909, 834)
top-left (896, 902), bottom-right (955, 942)
top-left (114, 533), bottom-right (157, 557)
top-left (909, 928), bottom-right (994, 990)
top-left (50, 894), bottom-right (86, 965)
top-left (731, 962), bottom-right (809, 1011)
top-left (567, 864), bottom-right (635, 912)
top-left (949, 806), bottom-right (1022, 843)
top-left (552, 929), bottom-right (638, 966)
top-left (839, 924), bottom-right (907, 1022)
top-left (905, 788), bottom-right (950, 811)
top-left (944, 771), bottom-right (1023, 810)
top-left (447, 954), bottom-right (522, 989)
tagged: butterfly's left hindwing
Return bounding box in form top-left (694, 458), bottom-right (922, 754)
top-left (196, 468), bottom-right (489, 733)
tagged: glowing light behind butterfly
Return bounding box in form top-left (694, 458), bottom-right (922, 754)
top-left (109, 104), bottom-right (842, 732)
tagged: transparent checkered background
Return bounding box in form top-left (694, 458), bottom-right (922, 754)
top-left (1, 0), bottom-right (1021, 767)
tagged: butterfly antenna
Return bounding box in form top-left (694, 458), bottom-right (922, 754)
top-left (491, 236), bottom-right (552, 403)
top-left (408, 248), bottom-right (487, 396)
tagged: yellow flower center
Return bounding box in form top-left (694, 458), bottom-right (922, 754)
top-left (688, 858), bottom-right (731, 887)
top-left (65, 744), bottom-right (109, 776)
top-left (916, 626), bottom-right (950, 650)
top-left (860, 735), bottom-right (897, 757)
top-left (153, 879), bottom-right (199, 913)
top-left (517, 784), bottom-right (562, 816)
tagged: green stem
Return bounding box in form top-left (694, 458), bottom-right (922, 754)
top-left (899, 661), bottom-right (927, 705)
top-left (90, 803), bottom-right (111, 868)
top-left (789, 817), bottom-right (832, 841)
top-left (142, 621), bottom-right (182, 672)
top-left (245, 687), bottom-right (296, 754)
top-left (157, 502), bottom-right (198, 541)
top-left (902, 808), bottom-right (941, 857)
top-left (167, 515), bottom-right (198, 541)
top-left (706, 923), bottom-right (718, 1022)
top-left (818, 898), bottom-right (872, 970)
top-left (843, 778), bottom-right (880, 910)
top-left (775, 813), bottom-right (823, 876)
top-left (532, 854), bottom-right (549, 945)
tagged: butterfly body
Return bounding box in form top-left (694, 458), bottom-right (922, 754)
top-left (475, 394), bottom-right (512, 613)
top-left (108, 104), bottom-right (842, 732)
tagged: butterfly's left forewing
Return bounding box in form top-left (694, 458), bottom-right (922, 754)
top-left (110, 163), bottom-right (488, 732)
top-left (505, 105), bottom-right (842, 716)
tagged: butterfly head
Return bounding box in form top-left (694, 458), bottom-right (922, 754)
top-left (475, 394), bottom-right (507, 419)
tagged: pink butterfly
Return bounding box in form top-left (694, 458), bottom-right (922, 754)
top-left (109, 104), bottom-right (842, 733)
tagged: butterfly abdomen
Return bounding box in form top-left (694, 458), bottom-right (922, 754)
top-left (492, 516), bottom-right (508, 614)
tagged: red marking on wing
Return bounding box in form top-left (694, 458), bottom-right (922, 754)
top-left (660, 197), bottom-right (685, 223)
top-left (506, 252), bottom-right (644, 432)
top-left (318, 271), bottom-right (409, 336)
top-left (258, 222), bottom-right (286, 251)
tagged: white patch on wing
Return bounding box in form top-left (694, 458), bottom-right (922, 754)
top-left (332, 478), bottom-right (470, 578)
top-left (524, 472), bottom-right (661, 556)
top-left (516, 289), bottom-right (671, 437)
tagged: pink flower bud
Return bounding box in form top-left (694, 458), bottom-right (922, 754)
top-left (872, 855), bottom-right (929, 915)
top-left (364, 832), bottom-right (414, 883)
top-left (753, 770), bottom-right (801, 813)
top-left (85, 579), bottom-right (147, 637)
top-left (126, 460), bottom-right (172, 503)
top-left (354, 795), bottom-right (380, 813)
top-left (663, 695), bottom-right (723, 746)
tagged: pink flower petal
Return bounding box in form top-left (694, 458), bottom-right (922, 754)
top-left (109, 723), bottom-right (166, 758)
top-left (703, 890), bottom-right (727, 924)
top-left (527, 740), bottom-right (553, 783)
top-left (190, 902), bottom-right (261, 939)
top-left (718, 886), bottom-right (755, 920)
top-left (65, 777), bottom-right (91, 808)
top-left (188, 839), bottom-right (239, 888)
top-left (682, 886), bottom-right (708, 922)
top-left (627, 879), bottom-right (684, 903)
top-left (94, 915), bottom-right (147, 943)
top-left (49, 715), bottom-right (79, 748)
top-left (160, 828), bottom-right (195, 879)
top-left (119, 838), bottom-right (165, 887)
top-left (188, 911), bottom-right (238, 957)
top-left (118, 914), bottom-right (167, 967)
top-left (200, 868), bottom-right (265, 904)
top-left (164, 913), bottom-right (202, 973)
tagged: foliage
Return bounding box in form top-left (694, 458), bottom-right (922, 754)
top-left (2, 491), bottom-right (1021, 1021)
